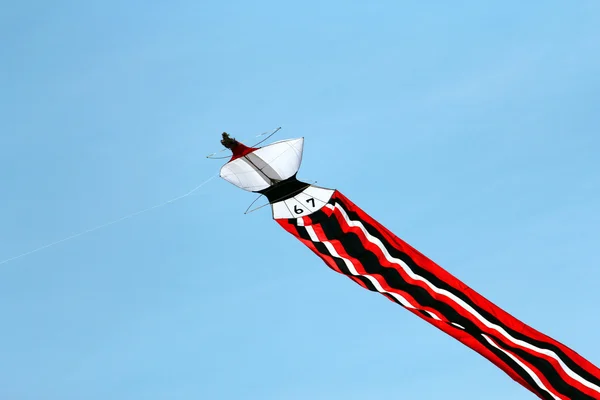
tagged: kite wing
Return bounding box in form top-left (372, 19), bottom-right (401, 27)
top-left (220, 138), bottom-right (304, 192)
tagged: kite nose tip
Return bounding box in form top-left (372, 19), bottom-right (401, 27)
top-left (221, 132), bottom-right (237, 149)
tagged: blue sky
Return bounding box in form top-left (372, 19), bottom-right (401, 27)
top-left (1, 1), bottom-right (599, 399)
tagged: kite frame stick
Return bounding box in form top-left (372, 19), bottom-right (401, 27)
top-left (206, 127), bottom-right (282, 159)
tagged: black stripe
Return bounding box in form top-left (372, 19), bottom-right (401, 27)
top-left (490, 334), bottom-right (595, 399)
top-left (473, 333), bottom-right (556, 400)
top-left (311, 212), bottom-right (549, 396)
top-left (332, 197), bottom-right (600, 388)
top-left (312, 207), bottom-right (591, 399)
top-left (292, 223), bottom-right (377, 292)
top-left (258, 174), bottom-right (310, 203)
top-left (291, 200), bottom-right (596, 397)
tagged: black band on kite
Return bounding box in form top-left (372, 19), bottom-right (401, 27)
top-left (257, 174), bottom-right (310, 203)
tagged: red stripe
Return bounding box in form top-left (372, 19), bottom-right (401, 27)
top-left (331, 192), bottom-right (600, 397)
top-left (280, 214), bottom-right (541, 396)
top-left (276, 193), bottom-right (600, 398)
top-left (329, 199), bottom-right (597, 395)
top-left (277, 219), bottom-right (368, 289)
top-left (434, 317), bottom-right (545, 397)
top-left (335, 192), bottom-right (599, 368)
top-left (326, 204), bottom-right (553, 389)
top-left (308, 212), bottom-right (553, 397)
top-left (310, 223), bottom-right (448, 322)
top-left (483, 334), bottom-right (570, 400)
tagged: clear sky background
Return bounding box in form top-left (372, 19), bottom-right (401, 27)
top-left (1, 1), bottom-right (599, 399)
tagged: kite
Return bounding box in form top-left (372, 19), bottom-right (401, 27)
top-left (214, 131), bottom-right (600, 400)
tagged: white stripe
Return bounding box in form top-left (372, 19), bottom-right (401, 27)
top-left (305, 226), bottom-right (416, 310)
top-left (428, 311), bottom-right (442, 321)
top-left (482, 334), bottom-right (564, 400)
top-left (333, 203), bottom-right (600, 395)
top-left (305, 225), bottom-right (319, 242)
top-left (305, 221), bottom-right (561, 399)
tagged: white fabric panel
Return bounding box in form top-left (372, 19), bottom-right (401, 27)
top-left (219, 157), bottom-right (271, 192)
top-left (252, 138), bottom-right (304, 180)
top-left (220, 138), bottom-right (304, 192)
top-left (271, 186), bottom-right (335, 219)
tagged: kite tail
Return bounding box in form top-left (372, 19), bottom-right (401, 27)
top-left (277, 190), bottom-right (600, 400)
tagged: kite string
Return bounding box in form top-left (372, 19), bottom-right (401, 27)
top-left (0, 174), bottom-right (217, 266)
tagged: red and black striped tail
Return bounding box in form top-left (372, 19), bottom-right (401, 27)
top-left (277, 190), bottom-right (600, 400)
